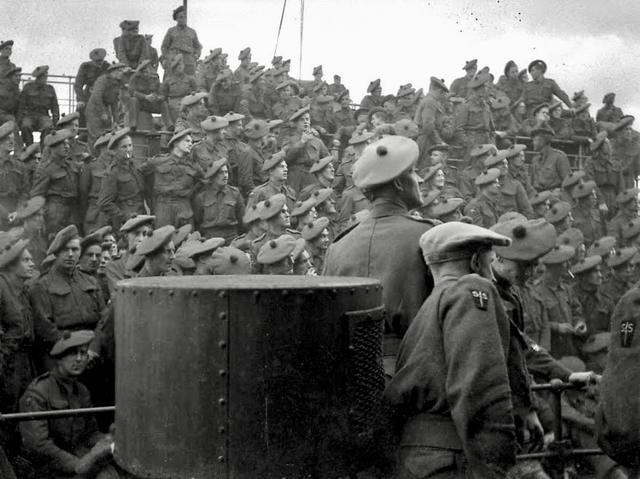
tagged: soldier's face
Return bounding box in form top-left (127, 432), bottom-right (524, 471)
top-left (321, 163), bottom-right (335, 182)
top-left (340, 97), bottom-right (351, 108)
top-left (56, 238), bottom-right (81, 271)
top-left (585, 265), bottom-right (603, 287)
top-left (80, 244), bottom-right (102, 274)
top-left (128, 225), bottom-right (153, 250)
top-left (511, 151), bottom-right (525, 167)
top-left (99, 250), bottom-right (111, 273)
top-left (0, 46), bottom-right (11, 58)
top-left (619, 262), bottom-right (635, 282)
top-left (430, 151), bottom-right (445, 164)
top-left (175, 135), bottom-right (193, 155)
top-left (68, 119), bottom-right (80, 136)
top-left (433, 169), bottom-right (446, 188)
top-left (317, 228), bottom-right (330, 250)
top-left (535, 107), bottom-right (550, 122)
top-left (532, 135), bottom-right (545, 151)
top-left (507, 66), bottom-right (518, 79)
top-left (277, 205), bottom-right (291, 227)
top-left (486, 179), bottom-right (501, 196)
top-left (58, 345), bottom-right (89, 377)
top-left (272, 160), bottom-right (288, 181)
top-left (175, 11), bottom-right (187, 25)
top-left (214, 165), bottom-right (229, 187)
top-left (227, 121), bottom-right (243, 136)
top-left (15, 248), bottom-right (35, 280)
top-left (471, 248), bottom-right (495, 280)
top-left (52, 139), bottom-right (70, 157)
top-left (498, 159), bottom-right (509, 176)
top-left (372, 87), bottom-right (382, 97)
top-left (154, 241), bottom-right (176, 274)
top-left (320, 197), bottom-right (337, 214)
top-left (0, 135), bottom-right (14, 154)
top-left (550, 107), bottom-right (562, 119)
top-left (530, 66), bottom-right (543, 80)
top-left (117, 136), bottom-right (133, 159)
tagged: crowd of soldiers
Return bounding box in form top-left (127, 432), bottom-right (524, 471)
top-left (0, 3), bottom-right (639, 478)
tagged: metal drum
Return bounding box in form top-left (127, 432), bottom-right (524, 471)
top-left (113, 275), bottom-right (385, 479)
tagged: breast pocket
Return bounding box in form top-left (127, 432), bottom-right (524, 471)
top-left (48, 284), bottom-right (75, 325)
top-left (49, 398), bottom-right (74, 441)
top-left (117, 172), bottom-right (140, 198)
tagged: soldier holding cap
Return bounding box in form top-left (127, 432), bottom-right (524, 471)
top-left (464, 168), bottom-right (501, 228)
top-left (18, 65), bottom-right (59, 146)
top-left (85, 63), bottom-right (129, 146)
top-left (608, 188), bottom-right (639, 244)
top-left (74, 48), bottom-right (109, 115)
top-left (246, 151), bottom-right (297, 211)
top-left (30, 130), bottom-right (81, 237)
top-left (19, 330), bottom-right (119, 478)
top-left (518, 59), bottom-right (572, 116)
top-left (414, 77), bottom-right (449, 169)
top-left (386, 222), bottom-right (518, 477)
top-left (530, 126), bottom-right (571, 191)
top-left (601, 247), bottom-right (637, 307)
top-left (161, 6), bottom-right (202, 77)
top-left (194, 158), bottom-right (245, 242)
top-left (175, 92), bottom-right (209, 141)
top-left (324, 136), bottom-right (435, 375)
top-left (0, 121), bottom-right (28, 227)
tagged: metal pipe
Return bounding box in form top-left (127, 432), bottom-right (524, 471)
top-left (517, 449), bottom-right (605, 460)
top-left (0, 406), bottom-right (115, 422)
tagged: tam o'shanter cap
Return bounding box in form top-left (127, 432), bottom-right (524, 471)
top-left (0, 40), bottom-right (14, 50)
top-left (616, 188), bottom-right (639, 205)
top-left (622, 218), bottom-right (640, 241)
top-left (224, 111), bottom-right (245, 123)
top-left (570, 255), bottom-right (601, 275)
top-left (545, 201), bottom-right (572, 224)
top-left (90, 48), bottom-right (107, 61)
top-left (201, 116), bottom-right (228, 131)
top-left (243, 203), bottom-right (264, 224)
top-left (475, 168), bottom-right (500, 186)
top-left (172, 224), bottom-right (193, 249)
top-left (81, 225), bottom-right (112, 249)
top-left (168, 128), bottom-right (192, 147)
top-left (188, 237), bottom-right (225, 258)
top-left (0, 238), bottom-right (30, 270)
top-left (530, 190), bottom-right (552, 206)
top-left (497, 212), bottom-right (527, 223)
top-left (15, 196), bottom-right (45, 220)
top-left (491, 218), bottom-right (557, 262)
top-left (136, 225), bottom-right (175, 256)
top-left (204, 158), bottom-right (228, 179)
top-left (47, 225), bottom-right (79, 256)
top-left (302, 217), bottom-right (330, 241)
top-left (422, 163), bottom-right (442, 182)
top-left (244, 120), bottom-right (269, 139)
top-left (572, 180), bottom-right (597, 200)
top-left (587, 236), bottom-right (617, 256)
top-left (119, 20), bottom-right (139, 30)
top-left (291, 197), bottom-right (316, 217)
top-left (120, 214), bottom-right (155, 233)
top-left (556, 227), bottom-right (584, 249)
top-left (430, 77), bottom-right (449, 92)
top-left (259, 194), bottom-right (286, 220)
top-left (309, 155), bottom-right (333, 174)
top-left (50, 330), bottom-right (95, 357)
top-left (289, 105), bottom-right (310, 122)
top-left (44, 129), bottom-right (74, 147)
top-left (463, 59), bottom-right (477, 70)
top-left (431, 197), bottom-right (464, 218)
top-left (180, 92), bottom-right (208, 109)
top-left (539, 244), bottom-right (575, 264)
top-left (312, 188), bottom-right (333, 205)
top-left (394, 119), bottom-right (419, 138)
top-left (210, 246), bottom-right (250, 274)
top-left (470, 144), bottom-right (497, 158)
top-left (561, 170), bottom-right (585, 189)
top-left (107, 127), bottom-right (130, 149)
top-left (607, 246), bottom-right (638, 268)
top-left (352, 136), bottom-right (419, 190)
top-left (56, 111), bottom-right (80, 128)
top-left (367, 79), bottom-right (381, 93)
top-left (582, 332), bottom-right (610, 354)
top-left (238, 47), bottom-right (251, 60)
top-left (262, 150), bottom-right (286, 172)
top-left (20, 142), bottom-right (41, 161)
top-left (32, 65), bottom-right (48, 77)
top-left (257, 234), bottom-right (297, 264)
top-left (348, 131), bottom-right (375, 145)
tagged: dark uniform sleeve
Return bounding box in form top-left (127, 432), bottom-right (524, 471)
top-left (49, 86), bottom-right (59, 124)
top-left (515, 182), bottom-right (534, 218)
top-left (19, 388), bottom-right (80, 473)
top-left (28, 281), bottom-right (62, 345)
top-left (442, 276), bottom-right (516, 477)
top-left (97, 166), bottom-right (123, 220)
top-left (550, 79), bottom-right (572, 108)
top-left (74, 64), bottom-right (88, 101)
top-left (524, 337), bottom-right (572, 382)
top-left (29, 165), bottom-right (50, 198)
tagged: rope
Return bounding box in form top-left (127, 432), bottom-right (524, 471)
top-left (273, 0), bottom-right (287, 58)
top-left (299, 0), bottom-right (304, 80)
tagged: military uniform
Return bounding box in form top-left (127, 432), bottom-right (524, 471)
top-left (191, 137), bottom-right (227, 172)
top-left (230, 229), bottom-right (261, 252)
top-left (86, 75), bottom-right (122, 145)
top-left (240, 143), bottom-right (267, 188)
top-left (530, 145), bottom-right (571, 191)
top-left (243, 86), bottom-right (271, 120)
top-left (611, 133), bottom-right (640, 189)
top-left (74, 60), bottom-right (109, 105)
top-left (572, 281), bottom-right (614, 336)
top-left (464, 195), bottom-right (499, 228)
top-left (161, 24), bottom-right (202, 76)
top-left (128, 69), bottom-right (171, 128)
top-left (249, 228), bottom-right (301, 273)
top-left (497, 173), bottom-right (533, 218)
top-left (596, 104), bottom-right (623, 123)
top-left (18, 81), bottom-right (59, 145)
top-left (224, 133), bottom-right (254, 198)
top-left (0, 76), bottom-right (20, 123)
top-left (0, 151), bottom-right (28, 220)
top-left (97, 156), bottom-right (146, 231)
top-left (572, 203), bottom-right (604, 246)
top-left (584, 151), bottom-right (623, 214)
top-left (601, 273), bottom-right (631, 308)
top-left (608, 211), bottom-right (636, 245)
top-left (194, 184), bottom-right (245, 242)
top-left (114, 31), bottom-right (149, 68)
top-left (449, 75), bottom-right (471, 98)
top-left (272, 96), bottom-right (304, 123)
top-left (521, 78), bottom-right (571, 115)
top-left (246, 180), bottom-right (296, 212)
top-left (208, 83), bottom-right (241, 116)
top-left (496, 75), bottom-right (524, 105)
top-left (78, 151), bottom-right (112, 234)
top-left (336, 186), bottom-right (370, 230)
top-left (282, 131), bottom-right (330, 193)
top-left (175, 117), bottom-right (205, 142)
top-left (161, 73), bottom-right (197, 122)
top-left (414, 92), bottom-right (446, 166)
top-left (454, 95), bottom-right (494, 158)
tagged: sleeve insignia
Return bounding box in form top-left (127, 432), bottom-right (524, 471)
top-left (471, 289), bottom-right (489, 310)
top-left (621, 320), bottom-right (635, 348)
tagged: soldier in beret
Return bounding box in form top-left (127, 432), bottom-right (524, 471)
top-left (85, 63), bottom-right (129, 146)
top-left (455, 72), bottom-right (495, 161)
top-left (572, 103), bottom-right (597, 140)
top-left (301, 216), bottom-right (330, 273)
top-left (19, 330), bottom-right (119, 478)
top-left (246, 151), bottom-right (297, 211)
top-left (229, 203), bottom-right (266, 252)
top-left (0, 121), bottom-right (28, 228)
top-left (256, 234), bottom-right (297, 275)
top-left (518, 102), bottom-right (550, 138)
top-left (607, 188), bottom-right (639, 244)
top-left (324, 136), bottom-right (435, 376)
top-left (610, 115), bottom-right (640, 190)
top-left (496, 60), bottom-right (524, 105)
top-left (135, 225), bottom-right (176, 277)
top-left (175, 92), bottom-right (209, 140)
top-left (161, 6), bottom-right (202, 77)
top-left (223, 111), bottom-right (253, 196)
top-left (209, 246), bottom-right (250, 274)
top-left (530, 190), bottom-right (552, 219)
top-left (449, 59), bottom-right (477, 98)
top-left (191, 115), bottom-right (228, 172)
top-left (234, 47), bottom-right (252, 85)
top-left (29, 130), bottom-right (81, 238)
top-left (128, 59), bottom-right (173, 131)
top-left (359, 79), bottom-right (383, 111)
top-left (545, 200), bottom-right (574, 236)
top-left (0, 40), bottom-right (16, 78)
top-left (80, 133), bottom-right (111, 233)
top-left (161, 54), bottom-right (198, 124)
top-left (464, 168), bottom-right (501, 228)
top-left (208, 71), bottom-right (241, 116)
top-left (298, 155), bottom-right (335, 200)
top-left (414, 77), bottom-right (449, 168)
top-left (114, 20), bottom-right (149, 69)
top-left (18, 65), bottom-right (59, 146)
top-left (559, 170), bottom-right (585, 205)
top-left (0, 66), bottom-right (22, 125)
top-left (56, 112), bottom-right (90, 165)
top-left (601, 247), bottom-right (637, 307)
top-left (490, 149), bottom-right (533, 218)
top-left (518, 59), bottom-right (572, 116)
top-left (186, 237), bottom-right (224, 275)
top-left (240, 119), bottom-right (269, 186)
top-left (596, 92), bottom-right (624, 125)
top-left (572, 181), bottom-right (606, 246)
top-left (78, 227), bottom-right (111, 278)
top-left (241, 70), bottom-right (271, 120)
top-left (530, 127), bottom-right (571, 191)
top-left (547, 101), bottom-right (572, 140)
top-left (584, 132), bottom-right (623, 219)
top-left (458, 143), bottom-right (496, 201)
top-left (74, 48), bottom-right (110, 122)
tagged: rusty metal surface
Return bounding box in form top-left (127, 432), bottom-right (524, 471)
top-left (113, 275), bottom-right (383, 479)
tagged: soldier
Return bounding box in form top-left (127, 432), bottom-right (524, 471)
top-left (608, 188), bottom-right (639, 244)
top-left (414, 77), bottom-right (449, 168)
top-left (18, 65), bottom-right (59, 146)
top-left (519, 59), bottom-right (572, 116)
top-left (256, 234), bottom-right (297, 275)
top-left (545, 200), bottom-right (573, 236)
top-left (333, 131), bottom-right (373, 195)
top-left (19, 142), bottom-right (41, 192)
top-left (55, 112), bottom-right (90, 165)
top-left (496, 60), bottom-right (524, 105)
top-left (78, 227), bottom-right (110, 278)
top-left (323, 136), bottom-right (435, 376)
top-left (208, 70), bottom-right (241, 116)
top-left (490, 96), bottom-right (519, 136)
top-left (246, 151), bottom-right (296, 211)
top-left (187, 237), bottom-right (225, 275)
top-left (229, 203), bottom-right (265, 252)
top-left (464, 168), bottom-right (501, 228)
top-left (195, 48), bottom-right (223, 93)
top-left (128, 59), bottom-right (172, 131)
top-left (0, 121), bottom-right (27, 227)
top-left (242, 70), bottom-right (271, 120)
top-left (175, 92), bottom-right (209, 142)
top-left (622, 218), bottom-right (640, 249)
top-left (78, 133), bottom-right (111, 233)
top-left (298, 155), bottom-right (335, 200)
top-left (223, 111), bottom-right (253, 197)
top-left (0, 40), bottom-right (15, 78)
top-left (74, 48), bottom-right (109, 124)
top-left (572, 103), bottom-right (597, 140)
top-left (208, 246), bottom-right (250, 274)
top-left (530, 190), bottom-right (552, 219)
top-left (85, 63), bottom-right (129, 146)
top-left (161, 5), bottom-right (202, 76)
top-left (572, 181), bottom-right (605, 246)
top-left (601, 247), bottom-right (637, 307)
top-left (301, 216), bottom-right (330, 273)
top-left (610, 115), bottom-right (640, 189)
top-left (596, 92), bottom-right (623, 124)
top-left (241, 119), bottom-right (269, 187)
top-left (272, 80), bottom-right (304, 123)
top-left (455, 72), bottom-right (495, 160)
top-left (333, 90), bottom-right (356, 141)
top-left (529, 126), bottom-right (570, 191)
top-left (114, 20), bottom-right (149, 69)
top-left (459, 143), bottom-right (497, 201)
top-left (386, 221), bottom-right (518, 477)
top-left (328, 74), bottom-right (346, 97)
top-left (194, 158), bottom-right (245, 242)
top-left (570, 255), bottom-right (615, 338)
top-left (12, 196), bottom-right (47, 268)
top-left (97, 128), bottom-right (147, 231)
top-left (584, 131), bottom-right (623, 216)
top-left (19, 330), bottom-right (118, 478)
top-left (535, 244), bottom-right (586, 358)
top-left (547, 101), bottom-right (572, 139)
top-left (449, 58), bottom-right (477, 98)
top-left (143, 128), bottom-right (201, 228)
top-left (359, 78), bottom-right (383, 110)
top-left (191, 114), bottom-right (228, 172)
top-left (0, 66), bottom-right (21, 124)
top-left (234, 47), bottom-right (252, 85)
top-left (489, 149), bottom-right (533, 218)
top-left (161, 54), bottom-right (198, 124)
top-left (30, 130), bottom-right (80, 238)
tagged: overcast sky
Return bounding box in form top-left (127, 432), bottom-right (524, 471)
top-left (5, 0), bottom-right (640, 117)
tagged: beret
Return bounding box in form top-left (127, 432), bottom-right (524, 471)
top-left (575, 103), bottom-right (591, 115)
top-left (89, 48), bottom-right (106, 61)
top-left (470, 144), bottom-right (497, 158)
top-left (289, 105), bottom-right (310, 123)
top-left (312, 188), bottom-right (334, 205)
top-left (136, 225), bottom-right (176, 256)
top-left (266, 119), bottom-right (284, 130)
top-left (531, 126), bottom-right (555, 137)
top-left (0, 40), bottom-right (14, 50)
top-left (43, 129), bottom-right (74, 147)
top-left (467, 73), bottom-right (489, 89)
top-left (107, 62), bottom-right (128, 72)
top-left (242, 203), bottom-right (264, 224)
top-left (431, 197), bottom-right (464, 218)
top-left (0, 121), bottom-right (14, 141)
top-left (616, 188), bottom-right (639, 205)
top-left (262, 150), bottom-right (286, 172)
top-left (15, 196), bottom-right (45, 220)
top-left (259, 193), bottom-right (287, 220)
top-left (172, 5), bottom-right (185, 19)
top-left (210, 246), bottom-right (250, 274)
top-left (204, 48), bottom-right (223, 63)
top-left (81, 225), bottom-right (112, 250)
top-left (50, 330), bottom-right (95, 357)
top-left (545, 201), bottom-right (572, 224)
top-left (427, 143), bottom-right (451, 154)
top-left (503, 145), bottom-right (527, 161)
top-left (603, 92), bottom-right (615, 103)
top-left (336, 90), bottom-right (350, 103)
top-left (188, 237), bottom-right (225, 259)
top-left (47, 225), bottom-right (79, 255)
top-left (180, 92), bottom-right (208, 109)
top-left (429, 77), bottom-right (449, 93)
top-left (244, 120), bottom-right (269, 139)
top-left (224, 111), bottom-right (245, 123)
top-left (622, 218), bottom-right (640, 241)
top-left (353, 136), bottom-right (419, 189)
top-left (420, 221), bottom-right (511, 265)
top-left (538, 244), bottom-right (575, 264)
top-left (497, 212), bottom-right (527, 223)
top-left (120, 214), bottom-right (155, 233)
top-left (590, 131), bottom-right (608, 152)
top-left (463, 59), bottom-right (477, 70)
top-left (572, 180), bottom-right (597, 200)
top-left (582, 332), bottom-right (611, 354)
top-left (56, 111), bottom-right (80, 128)
top-left (530, 190), bottom-right (553, 206)
top-left (556, 227), bottom-right (584, 249)
top-left (475, 168), bottom-right (500, 186)
top-left (484, 150), bottom-right (507, 168)
top-left (422, 190), bottom-right (441, 208)
top-left (348, 131), bottom-right (375, 145)
top-left (272, 55), bottom-right (283, 65)
top-left (367, 79), bottom-right (381, 93)
top-left (19, 142), bottom-right (41, 161)
top-left (491, 218), bottom-right (557, 262)
top-left (32, 65), bottom-right (49, 78)
top-left (302, 217), bottom-right (330, 241)
top-left (94, 133), bottom-right (111, 149)
top-left (124, 251), bottom-right (145, 271)
top-left (531, 103), bottom-right (550, 117)
top-left (40, 254), bottom-right (56, 272)
top-left (607, 246), bottom-right (638, 268)
top-left (570, 255), bottom-right (602, 275)
top-left (107, 127), bottom-right (131, 149)
top-left (310, 155), bottom-right (334, 174)
top-left (588, 236), bottom-right (617, 257)
top-left (396, 84), bottom-right (415, 98)
top-left (291, 198), bottom-right (317, 217)
top-left (528, 59), bottom-right (547, 73)
top-left (423, 163), bottom-right (442, 182)
top-left (215, 69), bottom-right (233, 83)
top-left (614, 115), bottom-right (635, 131)
top-left (201, 115), bottom-right (229, 132)
top-left (394, 119), bottom-right (419, 139)
top-left (238, 47), bottom-right (251, 60)
top-left (168, 128), bottom-right (192, 147)
top-left (172, 224), bottom-right (193, 249)
top-left (561, 170), bottom-right (586, 189)
top-left (573, 90), bottom-right (586, 102)
top-left (119, 20), bottom-right (139, 30)
top-left (172, 243), bottom-right (197, 270)
top-left (312, 65), bottom-right (323, 76)
top-left (0, 238), bottom-right (30, 270)
top-left (204, 158), bottom-right (228, 179)
top-left (275, 80), bottom-right (298, 93)
top-left (257, 234), bottom-right (297, 264)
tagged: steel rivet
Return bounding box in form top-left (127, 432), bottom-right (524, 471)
top-left (191, 291), bottom-right (198, 297)
top-left (218, 398), bottom-right (226, 406)
top-left (219, 369), bottom-right (227, 377)
top-left (218, 291), bottom-right (227, 299)
top-left (218, 426), bottom-right (226, 434)
top-left (217, 456), bottom-right (225, 463)
top-left (218, 341), bottom-right (227, 349)
top-left (219, 312), bottom-right (227, 320)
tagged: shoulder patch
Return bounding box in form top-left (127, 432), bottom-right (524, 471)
top-left (621, 320), bottom-right (636, 348)
top-left (471, 289), bottom-right (489, 310)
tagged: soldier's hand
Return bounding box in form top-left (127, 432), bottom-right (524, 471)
top-left (556, 322), bottom-right (575, 334)
top-left (568, 371), bottom-right (600, 386)
top-left (598, 203), bottom-right (609, 214)
top-left (525, 411), bottom-right (544, 450)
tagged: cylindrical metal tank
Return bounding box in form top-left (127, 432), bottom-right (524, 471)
top-left (113, 275), bottom-right (385, 478)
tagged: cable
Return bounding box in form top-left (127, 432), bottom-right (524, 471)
top-left (273, 0), bottom-right (287, 58)
top-left (299, 0), bottom-right (304, 80)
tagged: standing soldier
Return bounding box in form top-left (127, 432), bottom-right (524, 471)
top-left (596, 92), bottom-right (624, 124)
top-left (161, 5), bottom-right (202, 77)
top-left (161, 54), bottom-right (198, 124)
top-left (520, 59), bottom-right (573, 116)
top-left (19, 142), bottom-right (41, 192)
top-left (223, 111), bottom-right (253, 197)
top-left (208, 70), bottom-right (241, 116)
top-left (0, 40), bottom-right (15, 77)
top-left (143, 128), bottom-right (201, 228)
top-left (0, 66), bottom-right (21, 125)
top-left (55, 112), bottom-right (90, 165)
top-left (113, 20), bottom-right (149, 69)
top-left (145, 34), bottom-right (159, 71)
top-left (323, 136), bottom-right (435, 376)
top-left (85, 63), bottom-right (129, 146)
top-left (530, 126), bottom-right (571, 191)
top-left (97, 128), bottom-right (147, 231)
top-left (234, 47), bottom-right (252, 85)
top-left (449, 58), bottom-right (477, 98)
top-left (496, 60), bottom-right (524, 105)
top-left (458, 143), bottom-right (497, 201)
top-left (18, 66), bottom-right (59, 146)
top-left (455, 72), bottom-right (494, 161)
top-left (175, 92), bottom-right (209, 141)
top-left (241, 119), bottom-right (269, 186)
top-left (608, 188), bottom-right (639, 244)
top-left (610, 115), bottom-right (640, 189)
top-left (78, 133), bottom-right (111, 234)
top-left (584, 131), bottom-right (623, 216)
top-left (386, 222), bottom-right (518, 478)
top-left (464, 168), bottom-right (502, 228)
top-left (328, 74), bottom-right (346, 97)
top-left (191, 115), bottom-right (228, 171)
top-left (572, 181), bottom-right (605, 246)
top-left (0, 121), bottom-right (27, 227)
top-left (570, 255), bottom-right (614, 338)
top-left (414, 77), bottom-right (449, 169)
top-left (195, 48), bottom-right (223, 93)
top-left (128, 59), bottom-right (173, 131)
top-left (74, 48), bottom-right (109, 126)
top-left (242, 69), bottom-right (271, 120)
top-left (359, 79), bottom-right (383, 110)
top-left (30, 130), bottom-right (80, 238)
top-left (194, 158), bottom-right (245, 242)
top-left (246, 151), bottom-right (297, 211)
